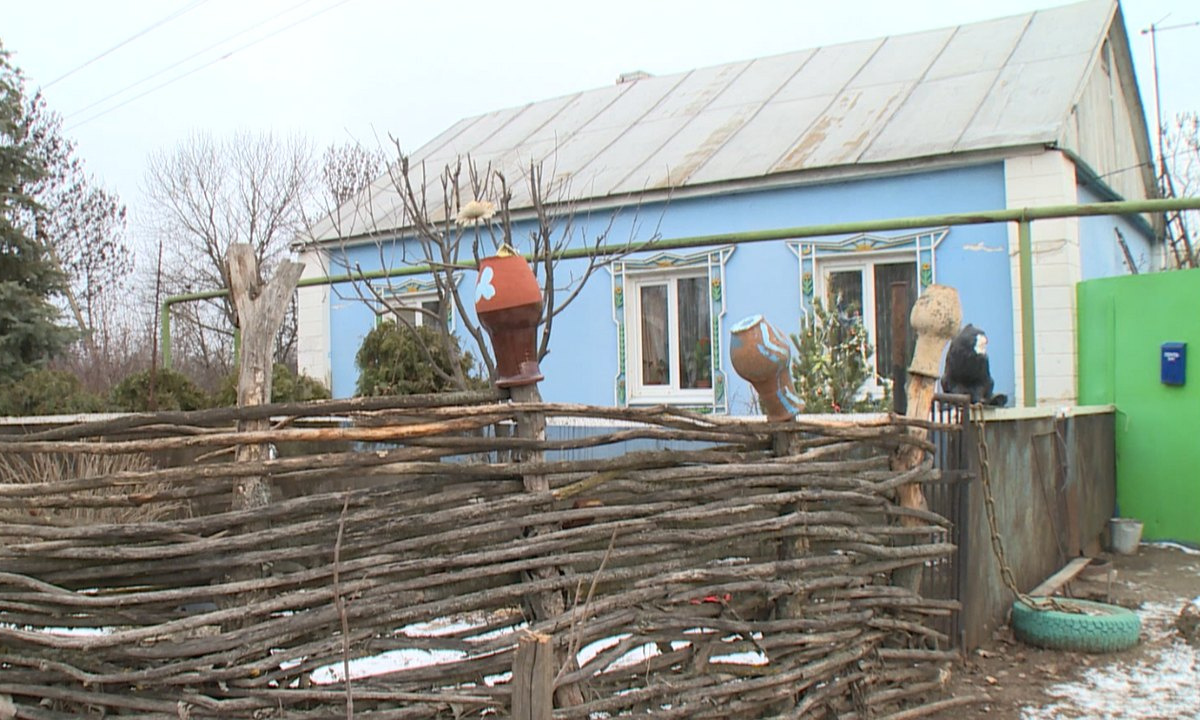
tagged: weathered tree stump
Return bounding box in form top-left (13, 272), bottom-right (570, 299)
top-left (224, 243), bottom-right (303, 626)
top-left (227, 244), bottom-right (304, 511)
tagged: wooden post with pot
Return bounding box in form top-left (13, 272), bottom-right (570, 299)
top-left (729, 314), bottom-right (807, 618)
top-left (890, 284), bottom-right (961, 593)
top-left (475, 245), bottom-right (583, 709)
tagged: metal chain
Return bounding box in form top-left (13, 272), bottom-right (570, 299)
top-left (971, 406), bottom-right (1072, 612)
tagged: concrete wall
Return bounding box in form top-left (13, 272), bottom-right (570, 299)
top-left (1078, 268), bottom-right (1200, 544)
top-left (960, 407), bottom-right (1116, 649)
top-left (1004, 151), bottom-right (1085, 407)
top-left (296, 247), bottom-right (332, 390)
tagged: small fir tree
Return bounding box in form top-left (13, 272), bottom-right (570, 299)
top-left (790, 299), bottom-right (889, 413)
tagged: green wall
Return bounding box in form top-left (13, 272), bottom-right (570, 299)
top-left (1078, 268), bottom-right (1200, 544)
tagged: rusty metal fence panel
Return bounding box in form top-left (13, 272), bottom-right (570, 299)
top-left (922, 393), bottom-right (973, 649)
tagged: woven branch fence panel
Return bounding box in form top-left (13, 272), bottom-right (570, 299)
top-left (0, 395), bottom-right (964, 718)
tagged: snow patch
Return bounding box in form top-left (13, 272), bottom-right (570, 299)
top-left (709, 650), bottom-right (769, 665)
top-left (310, 613), bottom-right (520, 685)
top-left (311, 647), bottom-right (466, 685)
top-left (1145, 541), bottom-right (1200, 556)
top-left (1020, 601), bottom-right (1200, 719)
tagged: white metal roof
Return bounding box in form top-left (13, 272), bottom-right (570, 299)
top-left (310, 0), bottom-right (1119, 241)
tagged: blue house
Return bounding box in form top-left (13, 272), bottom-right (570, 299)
top-left (297, 0), bottom-right (1157, 413)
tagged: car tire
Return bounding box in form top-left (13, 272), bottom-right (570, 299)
top-left (1011, 596), bottom-right (1141, 653)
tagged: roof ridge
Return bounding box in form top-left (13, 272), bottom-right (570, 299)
top-left (413, 4), bottom-right (1092, 142)
top-left (306, 0), bottom-right (1139, 243)
top-left (566, 71), bottom-right (695, 191)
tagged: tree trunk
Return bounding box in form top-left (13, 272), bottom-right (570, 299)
top-left (227, 244), bottom-right (304, 511)
top-left (221, 244), bottom-right (304, 631)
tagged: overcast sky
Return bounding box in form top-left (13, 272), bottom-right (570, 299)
top-left (3, 0), bottom-right (1199, 246)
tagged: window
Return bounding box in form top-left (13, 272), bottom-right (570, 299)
top-left (818, 257), bottom-right (917, 391)
top-left (628, 272), bottom-right (713, 400)
top-left (377, 292), bottom-right (446, 331)
top-left (791, 228), bottom-right (947, 396)
top-left (611, 247), bottom-right (733, 412)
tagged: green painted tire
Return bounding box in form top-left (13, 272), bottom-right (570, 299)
top-left (1011, 597), bottom-right (1141, 653)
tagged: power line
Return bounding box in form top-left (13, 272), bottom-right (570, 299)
top-left (64, 0), bottom-right (323, 125)
top-left (66, 0), bottom-right (357, 130)
top-left (44, 0), bottom-right (210, 89)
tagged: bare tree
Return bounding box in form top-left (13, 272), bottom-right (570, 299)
top-left (306, 142), bottom-right (655, 393)
top-left (1162, 111), bottom-right (1200, 269)
top-left (322, 142), bottom-right (387, 207)
top-left (143, 131), bottom-right (314, 380)
top-left (22, 90), bottom-right (132, 369)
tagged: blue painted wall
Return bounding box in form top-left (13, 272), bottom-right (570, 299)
top-left (1077, 183), bottom-right (1157, 279)
top-left (326, 162), bottom-right (1016, 408)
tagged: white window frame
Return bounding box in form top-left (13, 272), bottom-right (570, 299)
top-left (375, 290), bottom-right (449, 330)
top-left (814, 251), bottom-right (916, 396)
top-left (624, 269), bottom-right (714, 406)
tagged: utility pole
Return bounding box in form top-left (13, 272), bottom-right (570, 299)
top-left (1141, 19), bottom-right (1200, 190)
top-left (1141, 18), bottom-right (1200, 268)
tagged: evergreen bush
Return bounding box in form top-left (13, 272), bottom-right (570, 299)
top-left (109, 368), bottom-right (210, 412)
top-left (0, 368), bottom-right (106, 416)
top-left (212, 364), bottom-right (330, 407)
top-left (355, 323), bottom-right (482, 396)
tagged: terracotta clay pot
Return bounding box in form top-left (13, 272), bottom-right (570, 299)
top-left (729, 314), bottom-right (802, 422)
top-left (475, 248), bottom-right (545, 388)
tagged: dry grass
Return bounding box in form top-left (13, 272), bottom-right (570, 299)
top-left (0, 452), bottom-right (185, 525)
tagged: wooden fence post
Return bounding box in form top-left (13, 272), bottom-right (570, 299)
top-left (512, 631), bottom-right (554, 720)
top-left (890, 284), bottom-right (961, 593)
top-left (510, 383), bottom-right (585, 708)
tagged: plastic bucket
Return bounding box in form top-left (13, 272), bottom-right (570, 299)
top-left (1109, 518), bottom-right (1144, 555)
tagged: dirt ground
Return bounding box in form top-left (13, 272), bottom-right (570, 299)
top-left (928, 542), bottom-right (1200, 719)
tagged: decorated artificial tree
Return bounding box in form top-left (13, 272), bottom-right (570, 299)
top-left (790, 299), bottom-right (890, 413)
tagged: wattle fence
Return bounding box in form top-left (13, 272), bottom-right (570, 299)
top-left (0, 393), bottom-right (974, 718)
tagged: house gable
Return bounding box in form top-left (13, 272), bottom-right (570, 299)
top-left (1059, 5), bottom-right (1158, 204)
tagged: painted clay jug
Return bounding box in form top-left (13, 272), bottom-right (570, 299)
top-left (475, 245), bottom-right (544, 387)
top-left (729, 314), bottom-right (802, 422)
